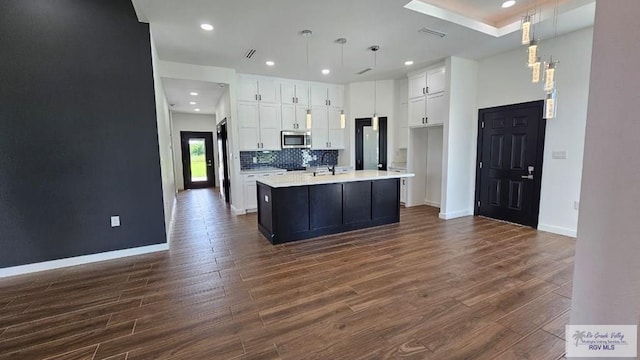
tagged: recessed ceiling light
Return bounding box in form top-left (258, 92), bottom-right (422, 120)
top-left (194, 108), bottom-right (201, 112)
top-left (190, 92), bottom-right (199, 96)
top-left (502, 0), bottom-right (516, 8)
top-left (404, 60), bottom-right (414, 66)
top-left (189, 101), bottom-right (196, 105)
top-left (265, 60), bottom-right (275, 66)
top-left (200, 23), bottom-right (214, 31)
top-left (321, 69), bottom-right (330, 75)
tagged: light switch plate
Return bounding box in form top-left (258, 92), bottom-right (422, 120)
top-left (110, 216), bottom-right (120, 227)
top-left (552, 150), bottom-right (567, 159)
top-left (264, 195), bottom-right (269, 203)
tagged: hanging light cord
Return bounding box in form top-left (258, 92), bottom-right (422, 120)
top-left (373, 49), bottom-right (377, 114)
top-left (553, 0), bottom-right (559, 40)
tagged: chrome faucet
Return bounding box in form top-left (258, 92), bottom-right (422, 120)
top-left (320, 152), bottom-right (336, 175)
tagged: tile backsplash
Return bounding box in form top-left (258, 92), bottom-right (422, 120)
top-left (240, 149), bottom-right (338, 170)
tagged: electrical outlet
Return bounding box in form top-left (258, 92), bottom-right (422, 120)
top-left (574, 201), bottom-right (580, 211)
top-left (252, 157), bottom-right (257, 164)
top-left (110, 216), bottom-right (120, 227)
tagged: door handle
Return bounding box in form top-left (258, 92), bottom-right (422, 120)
top-left (521, 175), bottom-right (534, 180)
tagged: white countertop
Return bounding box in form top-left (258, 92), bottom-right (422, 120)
top-left (240, 167), bottom-right (285, 174)
top-left (257, 170), bottom-right (414, 188)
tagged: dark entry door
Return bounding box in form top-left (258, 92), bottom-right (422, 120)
top-left (475, 101), bottom-right (546, 227)
top-left (355, 117), bottom-right (387, 171)
top-left (180, 131), bottom-right (215, 189)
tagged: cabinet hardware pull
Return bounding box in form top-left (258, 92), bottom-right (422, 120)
top-left (426, 86), bottom-right (429, 94)
top-left (255, 94), bottom-right (258, 101)
top-left (259, 95), bottom-right (262, 101)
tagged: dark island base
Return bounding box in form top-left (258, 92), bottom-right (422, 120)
top-left (257, 178), bottom-right (400, 244)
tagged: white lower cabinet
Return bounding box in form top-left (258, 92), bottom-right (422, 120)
top-left (243, 172), bottom-right (285, 212)
top-left (389, 168), bottom-right (407, 204)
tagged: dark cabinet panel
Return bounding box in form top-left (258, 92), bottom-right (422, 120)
top-left (310, 184), bottom-right (343, 230)
top-left (372, 179), bottom-right (399, 220)
top-left (257, 184), bottom-right (273, 233)
top-left (274, 187), bottom-right (310, 235)
top-left (343, 181), bottom-right (372, 224)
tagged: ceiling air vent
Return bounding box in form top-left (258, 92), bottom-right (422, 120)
top-left (356, 67), bottom-right (373, 75)
top-left (418, 27), bottom-right (446, 38)
top-left (245, 49), bottom-right (256, 59)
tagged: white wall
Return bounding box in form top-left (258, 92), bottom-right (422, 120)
top-left (346, 80), bottom-right (396, 168)
top-left (571, 0), bottom-right (640, 344)
top-left (477, 27), bottom-right (593, 237)
top-left (171, 112), bottom-right (219, 191)
top-left (441, 56), bottom-right (478, 219)
top-left (150, 32), bottom-right (176, 240)
top-left (426, 127), bottom-right (443, 207)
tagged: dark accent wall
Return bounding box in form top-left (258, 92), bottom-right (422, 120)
top-left (0, 0), bottom-right (166, 267)
top-left (240, 149), bottom-right (338, 171)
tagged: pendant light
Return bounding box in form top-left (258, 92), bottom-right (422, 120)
top-left (531, 57), bottom-right (541, 83)
top-left (370, 45), bottom-right (380, 132)
top-left (521, 14), bottom-right (532, 45)
top-left (544, 90), bottom-right (557, 119)
top-left (527, 39), bottom-right (538, 67)
top-left (543, 0), bottom-right (561, 119)
top-left (544, 58), bottom-right (557, 92)
top-left (335, 38), bottom-right (347, 129)
top-left (301, 30), bottom-right (313, 129)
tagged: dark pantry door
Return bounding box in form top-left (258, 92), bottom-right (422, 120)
top-left (475, 100), bottom-right (546, 227)
top-left (181, 131), bottom-right (215, 189)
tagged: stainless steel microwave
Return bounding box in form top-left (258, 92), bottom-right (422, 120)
top-left (281, 131), bottom-right (312, 149)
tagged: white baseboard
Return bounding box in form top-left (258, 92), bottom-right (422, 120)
top-left (538, 224), bottom-right (577, 238)
top-left (425, 200), bottom-right (441, 208)
top-left (439, 209), bottom-right (474, 220)
top-left (0, 243), bottom-right (169, 278)
top-left (167, 197), bottom-right (177, 243)
top-left (231, 205), bottom-right (246, 216)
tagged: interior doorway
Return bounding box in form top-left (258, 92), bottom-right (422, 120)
top-left (355, 117), bottom-right (387, 170)
top-left (475, 100), bottom-right (546, 227)
top-left (217, 120), bottom-right (231, 203)
top-left (180, 131), bottom-right (215, 189)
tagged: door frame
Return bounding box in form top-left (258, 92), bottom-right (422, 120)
top-left (217, 120), bottom-right (231, 203)
top-left (474, 100), bottom-right (546, 227)
top-left (180, 131), bottom-right (215, 190)
top-left (355, 117), bottom-right (388, 171)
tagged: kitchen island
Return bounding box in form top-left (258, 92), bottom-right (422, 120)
top-left (256, 170), bottom-right (414, 244)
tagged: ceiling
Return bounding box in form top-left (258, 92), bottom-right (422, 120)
top-left (133, 0), bottom-right (595, 84)
top-left (161, 78), bottom-right (227, 115)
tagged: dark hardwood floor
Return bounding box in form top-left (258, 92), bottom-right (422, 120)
top-left (0, 188), bottom-right (575, 359)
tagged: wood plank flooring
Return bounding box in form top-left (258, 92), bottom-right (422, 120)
top-left (0, 188), bottom-right (575, 359)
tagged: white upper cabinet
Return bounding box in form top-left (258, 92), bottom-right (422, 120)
top-left (407, 65), bottom-right (447, 127)
top-left (328, 108), bottom-right (345, 149)
top-left (426, 92), bottom-right (446, 125)
top-left (310, 84), bottom-right (343, 107)
top-left (296, 83), bottom-right (310, 106)
top-left (408, 97), bottom-right (427, 127)
top-left (327, 85), bottom-right (343, 108)
top-left (257, 78), bottom-right (280, 103)
top-left (409, 73), bottom-right (427, 99)
top-left (427, 67), bottom-right (446, 94)
top-left (311, 85), bottom-right (328, 107)
top-left (237, 77), bottom-right (280, 103)
top-left (236, 74), bottom-right (344, 149)
top-left (237, 101), bottom-right (259, 129)
top-left (238, 77), bottom-right (259, 102)
top-left (280, 82), bottom-right (296, 105)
